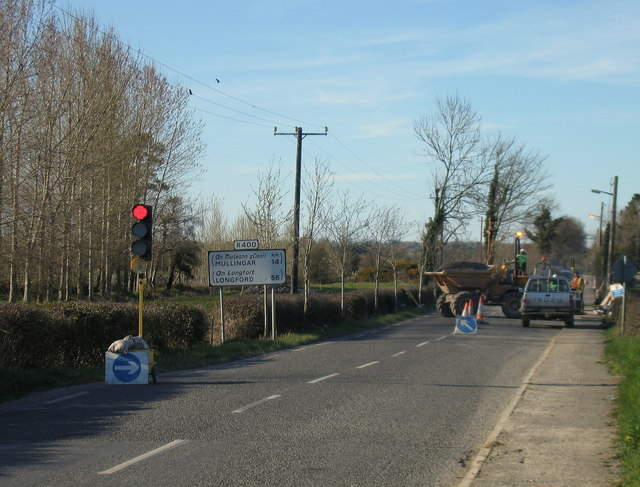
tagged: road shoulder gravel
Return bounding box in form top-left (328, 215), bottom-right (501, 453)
top-left (462, 311), bottom-right (621, 486)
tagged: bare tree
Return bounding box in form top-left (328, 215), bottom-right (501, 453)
top-left (198, 196), bottom-right (230, 254)
top-left (367, 205), bottom-right (397, 312)
top-left (0, 1), bottom-right (204, 301)
top-left (385, 209), bottom-right (411, 310)
top-left (481, 134), bottom-right (549, 263)
top-left (242, 160), bottom-right (290, 250)
top-left (324, 190), bottom-right (370, 318)
top-left (415, 94), bottom-right (489, 270)
top-left (301, 158), bottom-right (333, 314)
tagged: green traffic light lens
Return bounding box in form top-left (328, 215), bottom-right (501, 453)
top-left (131, 240), bottom-right (149, 257)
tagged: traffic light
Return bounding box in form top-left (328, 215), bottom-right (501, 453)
top-left (131, 204), bottom-right (152, 261)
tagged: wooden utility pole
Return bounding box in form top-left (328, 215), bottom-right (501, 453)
top-left (608, 176), bottom-right (618, 283)
top-left (274, 126), bottom-right (327, 293)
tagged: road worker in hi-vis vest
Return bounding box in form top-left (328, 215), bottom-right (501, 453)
top-left (516, 249), bottom-right (527, 275)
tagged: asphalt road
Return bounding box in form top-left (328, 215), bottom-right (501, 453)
top-left (0, 308), bottom-right (565, 486)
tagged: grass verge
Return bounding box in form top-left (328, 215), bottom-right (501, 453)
top-left (1, 306), bottom-right (429, 404)
top-left (605, 325), bottom-right (640, 486)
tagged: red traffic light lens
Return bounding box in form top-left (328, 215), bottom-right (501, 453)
top-left (132, 204), bottom-right (149, 220)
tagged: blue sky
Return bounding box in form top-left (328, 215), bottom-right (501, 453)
top-left (63, 0), bottom-right (639, 241)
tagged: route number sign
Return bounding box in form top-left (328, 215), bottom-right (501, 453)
top-left (208, 249), bottom-right (286, 287)
top-left (234, 240), bottom-right (259, 250)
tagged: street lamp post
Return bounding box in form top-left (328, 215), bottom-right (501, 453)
top-left (587, 201), bottom-right (604, 247)
top-left (591, 175), bottom-right (618, 283)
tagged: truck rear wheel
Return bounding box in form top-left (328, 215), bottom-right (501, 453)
top-left (564, 318), bottom-right (574, 328)
top-left (451, 292), bottom-right (477, 316)
top-left (501, 292), bottom-right (522, 319)
top-left (436, 294), bottom-right (455, 317)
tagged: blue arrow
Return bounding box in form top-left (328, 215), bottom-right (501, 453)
top-left (456, 316), bottom-right (478, 334)
top-left (112, 354), bottom-right (142, 382)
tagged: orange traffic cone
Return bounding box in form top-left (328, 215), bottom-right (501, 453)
top-left (462, 300), bottom-right (471, 317)
top-left (476, 296), bottom-right (487, 324)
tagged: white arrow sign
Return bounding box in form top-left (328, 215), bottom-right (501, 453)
top-left (455, 316), bottom-right (478, 334)
top-left (114, 362), bottom-right (140, 374)
top-left (105, 351), bottom-right (148, 384)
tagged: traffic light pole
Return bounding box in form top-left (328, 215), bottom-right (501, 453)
top-left (274, 126), bottom-right (327, 294)
top-left (138, 276), bottom-right (145, 337)
top-left (130, 203), bottom-right (152, 337)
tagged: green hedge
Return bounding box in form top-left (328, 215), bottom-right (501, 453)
top-left (1, 287), bottom-right (430, 370)
top-left (215, 287), bottom-right (428, 341)
top-left (0, 302), bottom-right (207, 369)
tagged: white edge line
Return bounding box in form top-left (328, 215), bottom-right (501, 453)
top-left (455, 332), bottom-right (561, 487)
top-left (391, 351), bottom-right (407, 357)
top-left (308, 373), bottom-right (340, 384)
top-left (356, 361), bottom-right (380, 369)
top-left (44, 391), bottom-right (89, 405)
top-left (232, 394), bottom-right (281, 414)
top-left (435, 336), bottom-right (448, 341)
top-left (98, 439), bottom-right (189, 475)
top-left (416, 341), bottom-right (430, 347)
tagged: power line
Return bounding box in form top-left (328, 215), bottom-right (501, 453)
top-left (49, 1), bottom-right (326, 131)
top-left (328, 132), bottom-right (426, 199)
top-left (189, 106), bottom-right (273, 128)
top-left (305, 138), bottom-right (425, 202)
top-left (189, 93), bottom-right (284, 127)
top-left (50, 1), bottom-right (428, 212)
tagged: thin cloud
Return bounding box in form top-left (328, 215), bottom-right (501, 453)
top-left (353, 120), bottom-right (410, 139)
top-left (334, 172), bottom-right (421, 182)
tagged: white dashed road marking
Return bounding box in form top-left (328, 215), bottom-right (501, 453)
top-left (98, 440), bottom-right (189, 475)
top-left (356, 361), bottom-right (380, 369)
top-left (43, 392), bottom-right (89, 405)
top-left (308, 373), bottom-right (340, 384)
top-left (232, 395), bottom-right (282, 414)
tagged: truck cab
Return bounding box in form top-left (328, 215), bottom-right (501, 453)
top-left (520, 275), bottom-right (577, 327)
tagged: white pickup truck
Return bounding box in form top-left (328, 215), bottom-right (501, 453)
top-left (519, 275), bottom-right (578, 327)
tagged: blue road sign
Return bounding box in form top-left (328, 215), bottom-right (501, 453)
top-left (456, 316), bottom-right (478, 334)
top-left (611, 283), bottom-right (624, 298)
top-left (113, 353), bottom-right (142, 382)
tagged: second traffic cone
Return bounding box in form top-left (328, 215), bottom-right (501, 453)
top-left (462, 300), bottom-right (471, 317)
top-left (476, 296), bottom-right (487, 324)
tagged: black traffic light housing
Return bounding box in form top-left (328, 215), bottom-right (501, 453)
top-left (131, 204), bottom-right (153, 261)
